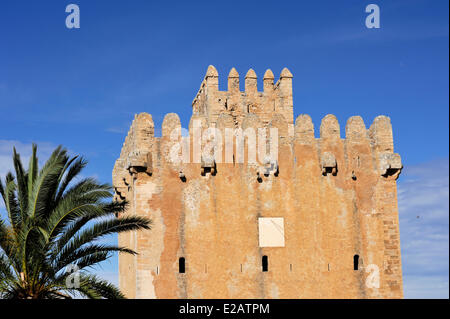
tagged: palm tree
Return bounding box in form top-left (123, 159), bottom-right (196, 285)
top-left (0, 144), bottom-right (151, 299)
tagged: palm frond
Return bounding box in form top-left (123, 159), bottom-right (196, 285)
top-left (55, 156), bottom-right (87, 204)
top-left (0, 254), bottom-right (15, 283)
top-left (13, 147), bottom-right (29, 218)
top-left (28, 148), bottom-right (67, 219)
top-left (3, 174), bottom-right (21, 229)
top-left (55, 244), bottom-right (135, 272)
top-left (57, 216), bottom-right (151, 264)
top-left (27, 144), bottom-right (38, 200)
top-left (79, 274), bottom-right (125, 299)
top-left (0, 144), bottom-right (150, 299)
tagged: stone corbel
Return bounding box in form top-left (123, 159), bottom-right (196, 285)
top-left (321, 152), bottom-right (337, 176)
top-left (127, 150), bottom-right (153, 177)
top-left (379, 152), bottom-right (402, 180)
top-left (260, 156), bottom-right (279, 177)
top-left (201, 155), bottom-right (216, 176)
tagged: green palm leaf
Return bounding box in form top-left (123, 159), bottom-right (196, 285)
top-left (0, 144), bottom-right (151, 299)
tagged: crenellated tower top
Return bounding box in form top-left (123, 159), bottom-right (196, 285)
top-left (192, 65), bottom-right (294, 127)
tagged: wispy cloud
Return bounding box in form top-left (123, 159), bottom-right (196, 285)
top-left (106, 126), bottom-right (128, 134)
top-left (280, 22), bottom-right (449, 51)
top-left (403, 275), bottom-right (449, 299)
top-left (398, 158), bottom-right (449, 298)
top-left (0, 140), bottom-right (56, 179)
top-left (96, 271), bottom-right (119, 287)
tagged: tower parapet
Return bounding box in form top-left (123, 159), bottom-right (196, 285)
top-left (192, 66), bottom-right (294, 127)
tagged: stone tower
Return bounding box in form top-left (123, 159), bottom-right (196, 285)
top-left (112, 65), bottom-right (404, 298)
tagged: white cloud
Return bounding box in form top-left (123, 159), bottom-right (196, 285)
top-left (0, 140), bottom-right (56, 178)
top-left (403, 275), bottom-right (449, 299)
top-left (398, 158), bottom-right (449, 299)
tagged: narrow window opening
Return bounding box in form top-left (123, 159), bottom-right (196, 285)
top-left (156, 266), bottom-right (159, 275)
top-left (240, 264), bottom-right (243, 272)
top-left (354, 254), bottom-right (359, 270)
top-left (179, 257), bottom-right (185, 273)
top-left (262, 255), bottom-right (268, 272)
top-left (328, 263), bottom-right (330, 271)
top-left (290, 264), bottom-right (293, 272)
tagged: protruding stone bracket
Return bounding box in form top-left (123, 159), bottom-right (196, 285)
top-left (257, 156), bottom-right (279, 180)
top-left (127, 150), bottom-right (153, 176)
top-left (321, 152), bottom-right (337, 176)
top-left (201, 155), bottom-right (216, 176)
top-left (379, 152), bottom-right (402, 179)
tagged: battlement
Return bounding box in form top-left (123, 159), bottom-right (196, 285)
top-left (113, 66), bottom-right (403, 299)
top-left (113, 109), bottom-right (402, 197)
top-left (192, 65), bottom-right (294, 127)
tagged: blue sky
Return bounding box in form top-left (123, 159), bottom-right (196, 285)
top-left (0, 0), bottom-right (448, 298)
